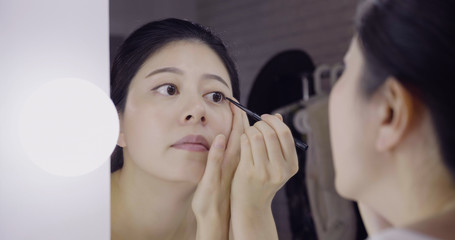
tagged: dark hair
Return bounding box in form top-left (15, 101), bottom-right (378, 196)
top-left (355, 0), bottom-right (455, 178)
top-left (110, 18), bottom-right (240, 172)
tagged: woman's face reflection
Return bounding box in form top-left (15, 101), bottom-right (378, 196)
top-left (117, 40), bottom-right (234, 183)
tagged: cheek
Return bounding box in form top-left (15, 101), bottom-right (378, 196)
top-left (122, 103), bottom-right (168, 155)
top-left (329, 80), bottom-right (351, 162)
top-left (330, 79), bottom-right (380, 200)
top-left (210, 106), bottom-right (233, 137)
top-left (329, 78), bottom-right (364, 197)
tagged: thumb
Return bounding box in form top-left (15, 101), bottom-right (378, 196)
top-left (200, 134), bottom-right (226, 184)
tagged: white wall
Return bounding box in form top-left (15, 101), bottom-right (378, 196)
top-left (0, 0), bottom-right (110, 239)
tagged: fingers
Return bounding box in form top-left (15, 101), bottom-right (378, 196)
top-left (244, 114), bottom-right (298, 178)
top-left (221, 98), bottom-right (249, 178)
top-left (228, 99), bottom-right (250, 131)
top-left (226, 98), bottom-right (245, 155)
top-left (260, 114), bottom-right (298, 166)
top-left (239, 134), bottom-right (253, 169)
top-left (192, 134), bottom-right (230, 237)
top-left (227, 98), bottom-right (245, 146)
top-left (252, 120), bottom-right (284, 167)
top-left (275, 113), bottom-right (283, 121)
top-left (200, 134), bottom-right (226, 184)
top-left (232, 114), bottom-right (298, 213)
top-left (245, 125), bottom-right (269, 168)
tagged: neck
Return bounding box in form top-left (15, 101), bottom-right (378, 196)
top-left (111, 161), bottom-right (198, 240)
top-left (359, 109), bottom-right (455, 236)
top-left (393, 175), bottom-right (455, 227)
top-left (363, 150), bottom-right (455, 228)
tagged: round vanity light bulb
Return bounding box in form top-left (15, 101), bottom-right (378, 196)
top-left (18, 78), bottom-right (119, 177)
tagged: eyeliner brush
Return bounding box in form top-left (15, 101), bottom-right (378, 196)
top-left (226, 97), bottom-right (308, 151)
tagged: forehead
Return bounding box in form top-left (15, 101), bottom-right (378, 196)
top-left (135, 40), bottom-right (232, 87)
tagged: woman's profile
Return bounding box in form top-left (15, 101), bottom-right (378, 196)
top-left (329, 0), bottom-right (455, 239)
top-left (219, 0), bottom-right (455, 239)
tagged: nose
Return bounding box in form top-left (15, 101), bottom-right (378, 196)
top-left (181, 98), bottom-right (207, 125)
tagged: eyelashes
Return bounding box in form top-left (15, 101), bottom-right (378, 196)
top-left (153, 83), bottom-right (178, 96)
top-left (204, 92), bottom-right (225, 104)
top-left (151, 83), bottom-right (227, 104)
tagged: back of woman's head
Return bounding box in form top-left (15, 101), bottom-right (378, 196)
top-left (355, 0), bottom-right (455, 178)
top-left (110, 18), bottom-right (240, 172)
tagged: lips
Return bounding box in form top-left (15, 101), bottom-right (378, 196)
top-left (171, 135), bottom-right (210, 152)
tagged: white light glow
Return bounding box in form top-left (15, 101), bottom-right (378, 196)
top-left (18, 78), bottom-right (119, 177)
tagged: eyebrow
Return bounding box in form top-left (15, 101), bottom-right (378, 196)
top-left (146, 67), bottom-right (230, 89)
top-left (201, 73), bottom-right (229, 88)
top-left (145, 67), bottom-right (184, 78)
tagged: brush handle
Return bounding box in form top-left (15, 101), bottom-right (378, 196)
top-left (294, 138), bottom-right (309, 151)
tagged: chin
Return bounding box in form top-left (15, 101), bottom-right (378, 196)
top-left (157, 171), bottom-right (204, 186)
top-left (160, 150), bottom-right (208, 182)
top-left (334, 175), bottom-right (357, 201)
top-left (171, 163), bottom-right (206, 184)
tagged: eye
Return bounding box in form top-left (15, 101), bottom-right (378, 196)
top-left (153, 84), bottom-right (178, 96)
top-left (205, 92), bottom-right (225, 104)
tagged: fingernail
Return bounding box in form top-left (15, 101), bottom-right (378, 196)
top-left (275, 113), bottom-right (283, 120)
top-left (213, 135), bottom-right (226, 149)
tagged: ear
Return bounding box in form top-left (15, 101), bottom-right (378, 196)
top-left (117, 112), bottom-right (127, 147)
top-left (375, 77), bottom-right (415, 152)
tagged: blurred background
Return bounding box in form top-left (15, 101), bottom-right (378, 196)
top-left (110, 0), bottom-right (355, 104)
top-left (110, 1), bottom-right (366, 240)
